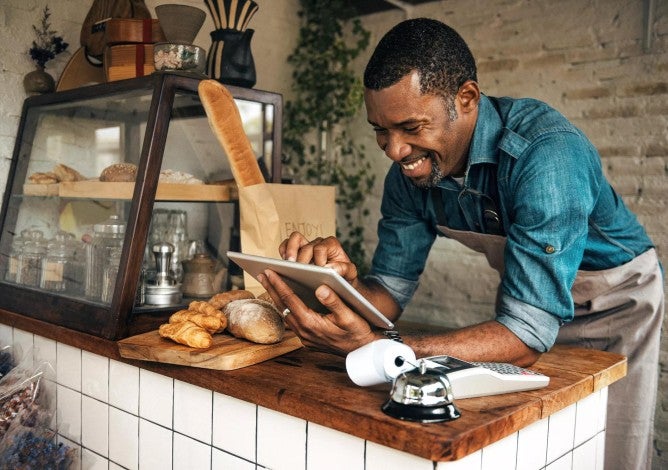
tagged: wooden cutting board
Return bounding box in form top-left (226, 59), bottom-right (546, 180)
top-left (118, 329), bottom-right (303, 370)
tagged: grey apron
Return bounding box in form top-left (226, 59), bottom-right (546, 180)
top-left (436, 222), bottom-right (663, 470)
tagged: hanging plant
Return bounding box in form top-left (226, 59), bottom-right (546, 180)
top-left (283, 0), bottom-right (374, 273)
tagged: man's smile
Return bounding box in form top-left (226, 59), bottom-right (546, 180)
top-left (400, 156), bottom-right (428, 171)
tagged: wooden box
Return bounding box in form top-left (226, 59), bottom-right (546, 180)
top-left (104, 44), bottom-right (155, 81)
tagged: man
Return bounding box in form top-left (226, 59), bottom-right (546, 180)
top-left (258, 18), bottom-right (663, 470)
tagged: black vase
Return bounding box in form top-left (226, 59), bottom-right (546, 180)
top-left (207, 28), bottom-right (256, 88)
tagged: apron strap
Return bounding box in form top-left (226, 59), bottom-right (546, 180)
top-left (430, 188), bottom-right (449, 227)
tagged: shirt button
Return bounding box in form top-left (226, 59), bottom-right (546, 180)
top-left (545, 245), bottom-right (555, 254)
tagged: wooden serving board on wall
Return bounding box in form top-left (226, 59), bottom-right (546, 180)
top-left (118, 330), bottom-right (303, 370)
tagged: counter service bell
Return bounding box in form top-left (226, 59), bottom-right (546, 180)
top-left (382, 360), bottom-right (461, 423)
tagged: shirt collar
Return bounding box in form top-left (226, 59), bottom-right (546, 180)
top-left (467, 94), bottom-right (503, 167)
top-left (436, 94), bottom-right (503, 191)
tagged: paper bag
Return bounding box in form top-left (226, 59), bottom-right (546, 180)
top-left (238, 183), bottom-right (336, 294)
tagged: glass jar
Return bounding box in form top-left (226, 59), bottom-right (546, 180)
top-left (40, 231), bottom-right (75, 292)
top-left (17, 229), bottom-right (46, 287)
top-left (85, 215), bottom-right (126, 301)
top-left (143, 208), bottom-right (171, 275)
top-left (5, 229), bottom-right (28, 283)
top-left (101, 246), bottom-right (122, 303)
top-left (165, 210), bottom-right (188, 282)
top-left (67, 236), bottom-right (87, 296)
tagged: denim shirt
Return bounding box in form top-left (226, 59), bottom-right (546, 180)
top-left (367, 94), bottom-right (654, 352)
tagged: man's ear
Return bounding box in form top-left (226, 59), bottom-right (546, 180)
top-left (458, 80), bottom-right (480, 112)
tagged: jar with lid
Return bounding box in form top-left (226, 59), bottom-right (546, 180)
top-left (101, 246), bottom-right (122, 303)
top-left (40, 231), bottom-right (76, 292)
top-left (16, 229), bottom-right (46, 287)
top-left (165, 210), bottom-right (188, 282)
top-left (5, 229), bottom-right (29, 283)
top-left (85, 214), bottom-right (126, 301)
top-left (67, 235), bottom-right (87, 296)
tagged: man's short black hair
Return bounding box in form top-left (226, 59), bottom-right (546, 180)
top-left (364, 18), bottom-right (477, 100)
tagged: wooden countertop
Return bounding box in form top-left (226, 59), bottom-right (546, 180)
top-left (0, 308), bottom-right (626, 462)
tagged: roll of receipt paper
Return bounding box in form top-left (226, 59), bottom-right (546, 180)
top-left (346, 339), bottom-right (416, 387)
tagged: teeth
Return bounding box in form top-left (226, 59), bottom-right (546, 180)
top-left (401, 157), bottom-right (425, 171)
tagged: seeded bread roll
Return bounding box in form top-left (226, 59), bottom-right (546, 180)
top-left (100, 163), bottom-right (138, 182)
top-left (224, 299), bottom-right (285, 344)
top-left (198, 80), bottom-right (265, 187)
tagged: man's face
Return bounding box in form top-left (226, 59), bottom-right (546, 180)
top-left (364, 71), bottom-right (478, 188)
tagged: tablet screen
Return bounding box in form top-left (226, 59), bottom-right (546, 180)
top-left (227, 251), bottom-right (394, 329)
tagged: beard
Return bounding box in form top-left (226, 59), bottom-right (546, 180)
top-left (410, 155), bottom-right (445, 189)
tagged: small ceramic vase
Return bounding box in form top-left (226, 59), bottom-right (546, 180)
top-left (23, 66), bottom-right (55, 95)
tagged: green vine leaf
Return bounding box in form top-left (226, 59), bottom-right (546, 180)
top-left (283, 0), bottom-right (374, 273)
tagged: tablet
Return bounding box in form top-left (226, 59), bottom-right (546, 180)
top-left (226, 251), bottom-right (394, 329)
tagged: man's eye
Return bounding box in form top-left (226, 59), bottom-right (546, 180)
top-left (404, 126), bottom-right (420, 133)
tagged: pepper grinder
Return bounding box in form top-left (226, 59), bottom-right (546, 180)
top-left (144, 242), bottom-right (182, 305)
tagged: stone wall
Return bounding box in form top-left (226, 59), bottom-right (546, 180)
top-left (353, 2), bottom-right (668, 468)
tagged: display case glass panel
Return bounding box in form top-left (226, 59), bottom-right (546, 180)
top-left (0, 72), bottom-right (282, 339)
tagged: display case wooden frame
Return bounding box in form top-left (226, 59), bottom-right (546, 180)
top-left (0, 72), bottom-right (282, 340)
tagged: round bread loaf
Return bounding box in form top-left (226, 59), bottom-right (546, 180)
top-left (100, 163), bottom-right (138, 182)
top-left (224, 299), bottom-right (285, 344)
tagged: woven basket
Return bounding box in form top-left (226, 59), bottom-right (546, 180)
top-left (155, 4), bottom-right (206, 44)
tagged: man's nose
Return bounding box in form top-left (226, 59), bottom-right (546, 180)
top-left (382, 133), bottom-right (411, 161)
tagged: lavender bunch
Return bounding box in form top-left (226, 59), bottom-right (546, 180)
top-left (28, 6), bottom-right (68, 68)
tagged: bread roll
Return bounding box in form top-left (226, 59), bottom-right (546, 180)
top-left (53, 163), bottom-right (86, 182)
top-left (28, 172), bottom-right (58, 184)
top-left (100, 163), bottom-right (138, 182)
top-left (208, 289), bottom-right (255, 310)
top-left (188, 300), bottom-right (225, 318)
top-left (257, 291), bottom-right (277, 307)
top-left (224, 299), bottom-right (285, 344)
top-left (159, 320), bottom-right (213, 348)
top-left (198, 80), bottom-right (265, 187)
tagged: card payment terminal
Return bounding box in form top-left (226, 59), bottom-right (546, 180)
top-left (421, 356), bottom-right (550, 399)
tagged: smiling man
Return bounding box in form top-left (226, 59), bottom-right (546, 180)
top-left (258, 18), bottom-right (663, 470)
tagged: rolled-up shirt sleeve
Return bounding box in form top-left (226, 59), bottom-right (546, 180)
top-left (496, 293), bottom-right (562, 352)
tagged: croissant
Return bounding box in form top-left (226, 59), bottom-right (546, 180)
top-left (169, 308), bottom-right (227, 333)
top-left (159, 320), bottom-right (213, 349)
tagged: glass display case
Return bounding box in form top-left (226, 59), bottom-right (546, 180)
top-left (0, 72), bottom-right (282, 339)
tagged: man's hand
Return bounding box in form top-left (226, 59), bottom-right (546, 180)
top-left (257, 269), bottom-right (380, 356)
top-left (279, 231), bottom-right (359, 284)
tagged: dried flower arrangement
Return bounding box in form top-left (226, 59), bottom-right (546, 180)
top-left (28, 6), bottom-right (68, 69)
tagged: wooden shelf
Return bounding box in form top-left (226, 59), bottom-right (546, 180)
top-left (24, 180), bottom-right (238, 201)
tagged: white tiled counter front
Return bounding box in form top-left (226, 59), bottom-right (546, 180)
top-left (0, 322), bottom-right (615, 470)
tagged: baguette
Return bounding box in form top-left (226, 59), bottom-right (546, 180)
top-left (198, 80), bottom-right (265, 187)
